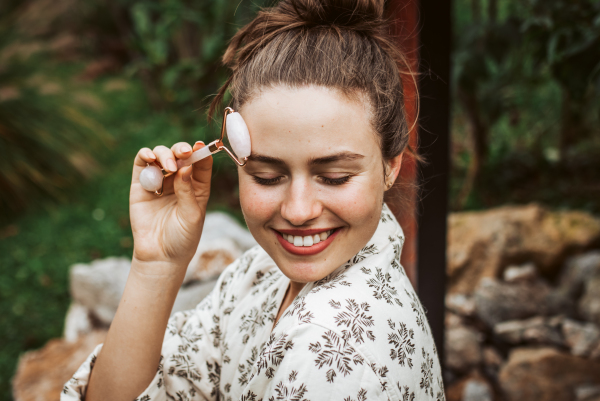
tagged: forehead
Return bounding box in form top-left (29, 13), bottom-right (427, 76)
top-left (238, 85), bottom-right (381, 161)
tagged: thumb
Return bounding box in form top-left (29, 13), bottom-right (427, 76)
top-left (173, 166), bottom-right (204, 227)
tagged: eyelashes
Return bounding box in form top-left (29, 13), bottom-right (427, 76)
top-left (320, 176), bottom-right (351, 185)
top-left (252, 176), bottom-right (283, 185)
top-left (252, 175), bottom-right (352, 186)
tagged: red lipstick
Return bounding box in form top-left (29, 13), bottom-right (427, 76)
top-left (274, 228), bottom-right (341, 256)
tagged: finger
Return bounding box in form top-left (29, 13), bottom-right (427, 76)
top-left (173, 166), bottom-right (203, 226)
top-left (191, 141), bottom-right (213, 187)
top-left (171, 142), bottom-right (193, 160)
top-left (153, 145), bottom-right (178, 174)
top-left (132, 147), bottom-right (157, 184)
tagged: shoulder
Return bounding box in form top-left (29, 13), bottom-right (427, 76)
top-left (273, 241), bottom-right (444, 399)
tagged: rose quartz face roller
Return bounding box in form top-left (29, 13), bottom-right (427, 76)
top-left (139, 107), bottom-right (251, 195)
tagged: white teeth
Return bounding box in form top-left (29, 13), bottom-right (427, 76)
top-left (281, 230), bottom-right (334, 247)
top-left (303, 236), bottom-right (313, 246)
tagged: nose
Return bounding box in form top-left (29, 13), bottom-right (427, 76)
top-left (280, 177), bottom-right (322, 226)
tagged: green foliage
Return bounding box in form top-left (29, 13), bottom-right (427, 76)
top-left (0, 30), bottom-right (111, 222)
top-left (523, 0), bottom-right (600, 99)
top-left (122, 0), bottom-right (268, 114)
top-left (451, 0), bottom-right (600, 211)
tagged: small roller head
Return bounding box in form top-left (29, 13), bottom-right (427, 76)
top-left (139, 164), bottom-right (163, 192)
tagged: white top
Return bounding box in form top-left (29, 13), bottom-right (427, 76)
top-left (62, 204), bottom-right (445, 401)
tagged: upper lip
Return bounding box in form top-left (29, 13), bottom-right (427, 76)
top-left (274, 228), bottom-right (339, 236)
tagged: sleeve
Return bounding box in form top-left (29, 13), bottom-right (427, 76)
top-left (61, 260), bottom-right (240, 401)
top-left (239, 323), bottom-right (391, 401)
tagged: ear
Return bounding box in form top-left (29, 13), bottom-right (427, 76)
top-left (384, 153), bottom-right (403, 187)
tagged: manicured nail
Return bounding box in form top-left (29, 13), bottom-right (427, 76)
top-left (181, 145), bottom-right (192, 154)
top-left (166, 159), bottom-right (177, 172)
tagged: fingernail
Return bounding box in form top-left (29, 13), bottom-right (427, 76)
top-left (195, 141), bottom-right (204, 146)
top-left (146, 151), bottom-right (155, 159)
top-left (182, 145), bottom-right (192, 154)
top-left (167, 159), bottom-right (177, 172)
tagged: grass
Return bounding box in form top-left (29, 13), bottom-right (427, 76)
top-left (0, 74), bottom-right (241, 399)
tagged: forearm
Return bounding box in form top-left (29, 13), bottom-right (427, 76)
top-left (85, 260), bottom-right (186, 401)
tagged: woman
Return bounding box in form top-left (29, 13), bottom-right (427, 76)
top-left (63, 0), bottom-right (444, 400)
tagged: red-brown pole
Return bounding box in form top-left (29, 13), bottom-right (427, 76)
top-left (386, 0), bottom-right (420, 290)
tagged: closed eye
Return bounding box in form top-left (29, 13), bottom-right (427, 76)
top-left (252, 175), bottom-right (283, 185)
top-left (320, 175), bottom-right (352, 185)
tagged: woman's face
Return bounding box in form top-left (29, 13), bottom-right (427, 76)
top-left (238, 85), bottom-right (400, 284)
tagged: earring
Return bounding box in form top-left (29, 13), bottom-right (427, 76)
top-left (385, 177), bottom-right (394, 189)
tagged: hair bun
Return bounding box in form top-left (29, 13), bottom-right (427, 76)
top-left (278, 0), bottom-right (384, 31)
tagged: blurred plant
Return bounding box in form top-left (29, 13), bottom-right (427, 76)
top-left (452, 0), bottom-right (600, 209)
top-left (522, 0), bottom-right (600, 160)
top-left (0, 27), bottom-right (110, 222)
top-left (453, 0), bottom-right (524, 208)
top-left (77, 0), bottom-right (268, 120)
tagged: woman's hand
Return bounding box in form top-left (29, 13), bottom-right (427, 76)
top-left (129, 141), bottom-right (213, 275)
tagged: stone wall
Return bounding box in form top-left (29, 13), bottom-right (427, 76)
top-left (445, 204), bottom-right (600, 401)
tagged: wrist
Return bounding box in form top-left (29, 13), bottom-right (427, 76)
top-left (129, 257), bottom-right (187, 289)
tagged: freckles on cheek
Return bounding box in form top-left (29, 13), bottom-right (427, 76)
top-left (240, 185), bottom-right (277, 221)
top-left (329, 184), bottom-right (378, 221)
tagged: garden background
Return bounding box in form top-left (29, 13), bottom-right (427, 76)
top-left (1, 0), bottom-right (599, 398)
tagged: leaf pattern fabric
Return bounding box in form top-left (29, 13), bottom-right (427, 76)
top-left (62, 203), bottom-right (444, 400)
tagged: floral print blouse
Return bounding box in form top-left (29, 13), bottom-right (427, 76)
top-left (62, 204), bottom-right (445, 401)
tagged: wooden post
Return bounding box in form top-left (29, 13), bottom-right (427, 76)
top-left (386, 0), bottom-right (451, 362)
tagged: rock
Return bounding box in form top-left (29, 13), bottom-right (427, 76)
top-left (494, 316), bottom-right (563, 346)
top-left (184, 212), bottom-right (256, 283)
top-left (63, 302), bottom-right (95, 343)
top-left (498, 347), bottom-right (600, 401)
top-left (503, 262), bottom-right (537, 283)
top-left (172, 278), bottom-right (219, 313)
top-left (482, 346), bottom-right (503, 373)
top-left (67, 212), bottom-right (256, 335)
top-left (445, 312), bottom-right (464, 329)
top-left (473, 278), bottom-right (567, 327)
top-left (69, 257), bottom-right (130, 326)
top-left (445, 371), bottom-right (491, 401)
top-left (576, 384), bottom-right (600, 401)
top-left (592, 341), bottom-right (600, 360)
top-left (447, 204), bottom-right (600, 294)
top-left (559, 251), bottom-right (600, 299)
top-left (12, 331), bottom-right (107, 401)
top-left (562, 319), bottom-right (600, 357)
top-left (446, 294), bottom-right (476, 317)
top-left (463, 379), bottom-right (493, 401)
top-left (445, 324), bottom-right (483, 373)
top-left (580, 274), bottom-right (600, 326)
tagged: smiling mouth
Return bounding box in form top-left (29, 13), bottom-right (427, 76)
top-left (273, 228), bottom-right (341, 256)
top-left (277, 229), bottom-right (335, 247)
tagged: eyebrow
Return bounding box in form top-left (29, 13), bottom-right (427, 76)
top-left (248, 151), bottom-right (365, 166)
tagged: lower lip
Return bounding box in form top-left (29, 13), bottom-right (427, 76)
top-left (275, 229), bottom-right (341, 256)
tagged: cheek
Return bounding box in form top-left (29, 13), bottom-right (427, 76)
top-left (239, 178), bottom-right (279, 225)
top-left (324, 178), bottom-right (383, 223)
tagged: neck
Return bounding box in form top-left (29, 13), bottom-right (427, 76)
top-left (287, 280), bottom-right (306, 299)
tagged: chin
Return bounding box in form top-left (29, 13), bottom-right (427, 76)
top-left (274, 259), bottom-right (337, 284)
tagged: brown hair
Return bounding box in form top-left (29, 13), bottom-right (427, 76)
top-left (209, 0), bottom-right (417, 162)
